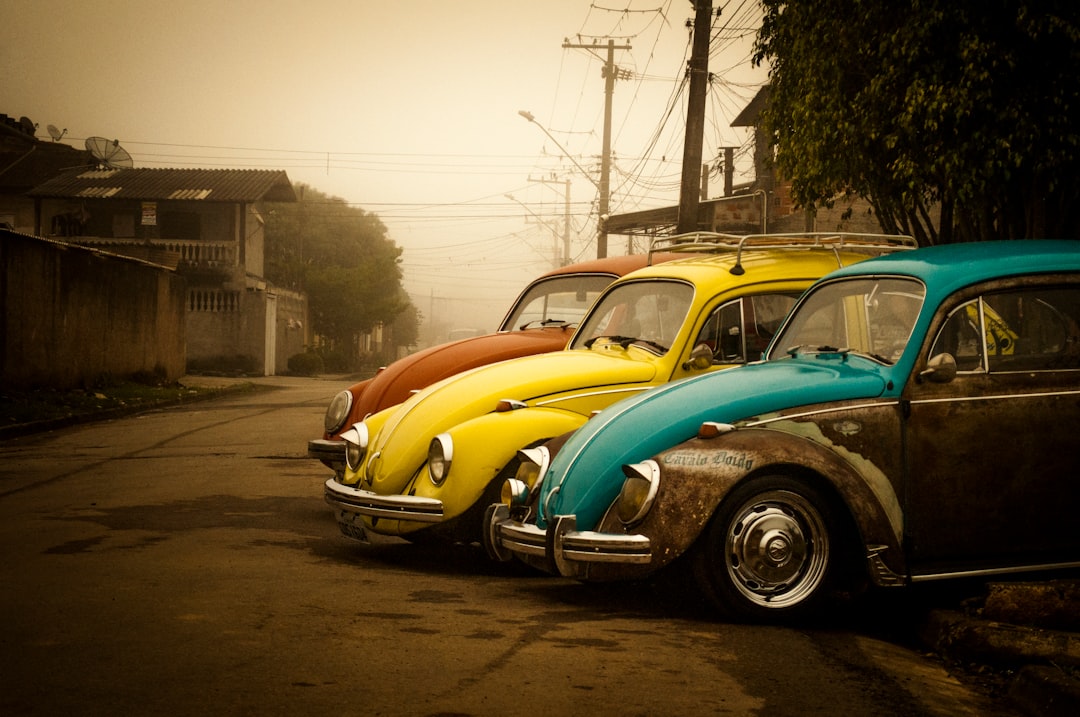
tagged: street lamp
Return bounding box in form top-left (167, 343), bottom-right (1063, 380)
top-left (518, 110), bottom-right (609, 258)
top-left (517, 111), bottom-right (599, 190)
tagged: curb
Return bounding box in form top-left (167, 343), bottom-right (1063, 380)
top-left (921, 610), bottom-right (1080, 668)
top-left (0, 381), bottom-right (260, 441)
top-left (920, 609), bottom-right (1080, 716)
top-left (1008, 665), bottom-right (1080, 717)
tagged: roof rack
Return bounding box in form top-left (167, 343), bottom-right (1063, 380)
top-left (647, 231), bottom-right (918, 275)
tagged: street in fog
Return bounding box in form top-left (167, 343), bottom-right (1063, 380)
top-left (0, 377), bottom-right (1011, 716)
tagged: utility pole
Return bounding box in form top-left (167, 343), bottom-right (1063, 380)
top-left (528, 176), bottom-right (572, 265)
top-left (677, 1), bottom-right (713, 234)
top-left (563, 38), bottom-right (631, 258)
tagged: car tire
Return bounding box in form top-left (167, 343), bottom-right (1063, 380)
top-left (692, 474), bottom-right (842, 622)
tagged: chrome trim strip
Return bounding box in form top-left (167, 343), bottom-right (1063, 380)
top-left (534, 385), bottom-right (647, 408)
top-left (910, 560), bottom-right (1080, 583)
top-left (908, 388), bottom-right (1080, 406)
top-left (746, 400), bottom-right (900, 427)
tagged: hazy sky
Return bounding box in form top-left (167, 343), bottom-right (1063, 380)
top-left (3, 0), bottom-right (768, 332)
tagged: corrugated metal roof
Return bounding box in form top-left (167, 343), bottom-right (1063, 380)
top-left (27, 167), bottom-right (297, 202)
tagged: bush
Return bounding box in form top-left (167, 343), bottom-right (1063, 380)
top-left (318, 349), bottom-right (353, 373)
top-left (288, 351), bottom-right (324, 376)
top-left (186, 354), bottom-right (259, 376)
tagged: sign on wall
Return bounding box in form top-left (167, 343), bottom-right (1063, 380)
top-left (141, 202), bottom-right (157, 226)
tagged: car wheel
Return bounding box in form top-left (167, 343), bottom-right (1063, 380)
top-left (693, 475), bottom-right (840, 621)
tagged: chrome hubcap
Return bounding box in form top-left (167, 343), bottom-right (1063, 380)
top-left (725, 490), bottom-right (829, 609)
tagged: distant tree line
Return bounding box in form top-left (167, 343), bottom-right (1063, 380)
top-left (755, 0), bottom-right (1079, 244)
top-left (262, 184), bottom-right (417, 368)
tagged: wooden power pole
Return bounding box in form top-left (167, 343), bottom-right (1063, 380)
top-left (563, 38), bottom-right (631, 258)
top-left (677, 1), bottom-right (713, 234)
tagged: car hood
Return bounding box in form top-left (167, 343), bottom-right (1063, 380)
top-left (539, 354), bottom-right (890, 529)
top-left (355, 327), bottom-right (575, 417)
top-left (364, 348), bottom-right (661, 494)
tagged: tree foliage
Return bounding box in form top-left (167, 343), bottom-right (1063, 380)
top-left (262, 184), bottom-right (414, 356)
top-left (754, 0), bottom-right (1080, 244)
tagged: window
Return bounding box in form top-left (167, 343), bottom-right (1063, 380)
top-left (930, 287), bottom-right (1080, 373)
top-left (571, 280), bottom-right (694, 354)
top-left (501, 274), bottom-right (613, 331)
top-left (769, 278), bottom-right (925, 364)
top-left (695, 294), bottom-right (798, 365)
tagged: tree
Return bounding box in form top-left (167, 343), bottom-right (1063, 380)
top-left (754, 0), bottom-right (1080, 244)
top-left (262, 184), bottom-right (413, 358)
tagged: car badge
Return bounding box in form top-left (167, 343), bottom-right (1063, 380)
top-left (833, 420), bottom-right (861, 436)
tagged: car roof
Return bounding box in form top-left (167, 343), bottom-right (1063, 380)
top-left (824, 239), bottom-right (1080, 296)
top-left (536, 252), bottom-right (684, 278)
top-left (606, 246), bottom-right (889, 288)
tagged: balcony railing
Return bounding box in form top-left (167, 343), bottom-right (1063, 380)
top-left (65, 237), bottom-right (237, 272)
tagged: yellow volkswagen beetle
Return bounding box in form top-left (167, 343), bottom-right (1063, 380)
top-left (325, 233), bottom-right (916, 546)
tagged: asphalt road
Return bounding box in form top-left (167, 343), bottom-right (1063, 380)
top-left (0, 376), bottom-right (1016, 716)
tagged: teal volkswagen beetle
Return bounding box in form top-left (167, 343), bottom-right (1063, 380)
top-left (486, 240), bottom-right (1080, 621)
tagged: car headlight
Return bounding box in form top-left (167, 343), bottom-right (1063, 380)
top-left (341, 422), bottom-right (369, 472)
top-left (503, 446), bottom-right (550, 510)
top-left (501, 478), bottom-right (529, 509)
top-left (324, 390), bottom-right (354, 434)
top-left (517, 447), bottom-right (550, 498)
top-left (616, 460), bottom-right (661, 526)
top-left (428, 433), bottom-right (453, 485)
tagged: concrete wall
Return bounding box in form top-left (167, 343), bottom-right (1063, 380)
top-left (185, 283), bottom-right (308, 376)
top-left (0, 230), bottom-right (186, 390)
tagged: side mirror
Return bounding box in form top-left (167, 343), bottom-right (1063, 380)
top-left (919, 353), bottom-right (957, 383)
top-left (682, 343), bottom-right (714, 371)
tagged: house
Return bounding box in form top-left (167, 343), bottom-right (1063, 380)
top-left (0, 113), bottom-right (91, 230)
top-left (26, 165), bottom-right (307, 376)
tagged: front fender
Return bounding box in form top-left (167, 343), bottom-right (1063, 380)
top-left (412, 407), bottom-right (590, 520)
top-left (591, 427), bottom-right (906, 583)
top-left (335, 376), bottom-right (374, 437)
top-left (338, 404), bottom-right (398, 488)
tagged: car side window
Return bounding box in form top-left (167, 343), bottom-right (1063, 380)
top-left (695, 293), bottom-right (797, 364)
top-left (930, 287), bottom-right (1080, 373)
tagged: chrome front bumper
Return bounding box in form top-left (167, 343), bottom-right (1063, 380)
top-left (324, 477), bottom-right (445, 525)
top-left (308, 438), bottom-right (345, 473)
top-left (486, 506), bottom-right (652, 577)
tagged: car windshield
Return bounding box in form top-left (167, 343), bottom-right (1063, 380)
top-left (768, 277), bottom-right (925, 364)
top-left (569, 279), bottom-right (694, 355)
top-left (500, 273), bottom-right (614, 331)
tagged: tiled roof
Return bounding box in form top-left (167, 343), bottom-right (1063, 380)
top-left (27, 167), bottom-right (297, 202)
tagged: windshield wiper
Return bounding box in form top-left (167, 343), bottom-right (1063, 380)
top-left (519, 318), bottom-right (571, 330)
top-left (785, 344), bottom-right (851, 356)
top-left (584, 335), bottom-right (635, 348)
top-left (627, 338), bottom-right (669, 353)
top-left (584, 335), bottom-right (668, 353)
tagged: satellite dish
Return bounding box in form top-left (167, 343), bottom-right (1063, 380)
top-left (85, 136), bottom-right (134, 169)
top-left (47, 124), bottom-right (67, 142)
